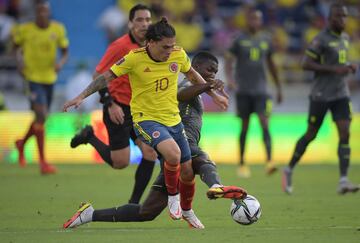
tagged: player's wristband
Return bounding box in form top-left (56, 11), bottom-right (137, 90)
top-left (100, 95), bottom-right (113, 106)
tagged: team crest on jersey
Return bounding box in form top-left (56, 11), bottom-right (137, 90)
top-left (152, 131), bottom-right (160, 139)
top-left (116, 58), bottom-right (125, 65)
top-left (169, 62), bottom-right (178, 73)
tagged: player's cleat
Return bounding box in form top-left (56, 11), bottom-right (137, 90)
top-left (265, 161), bottom-right (278, 175)
top-left (15, 139), bottom-right (26, 167)
top-left (282, 167), bottom-right (293, 194)
top-left (70, 125), bottom-right (94, 148)
top-left (182, 209), bottom-right (205, 229)
top-left (237, 165), bottom-right (251, 178)
top-left (206, 186), bottom-right (247, 200)
top-left (40, 163), bottom-right (57, 175)
top-left (168, 194), bottom-right (182, 220)
top-left (63, 202), bottom-right (94, 229)
top-left (337, 179), bottom-right (360, 195)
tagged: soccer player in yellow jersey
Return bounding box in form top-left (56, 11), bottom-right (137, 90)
top-left (63, 18), bottom-right (228, 229)
top-left (13, 1), bottom-right (69, 174)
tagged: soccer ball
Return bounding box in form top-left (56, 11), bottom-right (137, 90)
top-left (230, 195), bottom-right (261, 225)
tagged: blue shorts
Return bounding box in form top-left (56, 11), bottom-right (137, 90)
top-left (28, 81), bottom-right (54, 109)
top-left (134, 121), bottom-right (191, 163)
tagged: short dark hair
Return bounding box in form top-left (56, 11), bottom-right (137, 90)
top-left (145, 17), bottom-right (176, 41)
top-left (129, 4), bottom-right (151, 21)
top-left (192, 51), bottom-right (218, 66)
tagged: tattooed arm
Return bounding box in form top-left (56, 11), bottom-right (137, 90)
top-left (63, 70), bottom-right (116, 112)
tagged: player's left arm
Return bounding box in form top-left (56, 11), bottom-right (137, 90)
top-left (63, 70), bottom-right (117, 112)
top-left (56, 24), bottom-right (70, 72)
top-left (266, 53), bottom-right (283, 104)
top-left (55, 47), bottom-right (69, 73)
top-left (178, 83), bottom-right (212, 102)
top-left (184, 67), bottom-right (228, 110)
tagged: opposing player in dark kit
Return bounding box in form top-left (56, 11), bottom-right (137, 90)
top-left (225, 8), bottom-right (283, 178)
top-left (282, 3), bottom-right (359, 195)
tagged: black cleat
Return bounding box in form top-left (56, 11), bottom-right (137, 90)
top-left (70, 125), bottom-right (94, 148)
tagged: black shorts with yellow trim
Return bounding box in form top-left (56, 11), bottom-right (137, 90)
top-left (308, 97), bottom-right (352, 127)
top-left (103, 102), bottom-right (137, 150)
top-left (236, 93), bottom-right (272, 119)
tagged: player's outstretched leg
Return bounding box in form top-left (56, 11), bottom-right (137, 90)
top-left (70, 125), bottom-right (94, 148)
top-left (337, 178), bottom-right (360, 195)
top-left (63, 203), bottom-right (94, 229)
top-left (182, 209), bottom-right (205, 229)
top-left (206, 185), bottom-right (247, 200)
top-left (282, 167), bottom-right (293, 194)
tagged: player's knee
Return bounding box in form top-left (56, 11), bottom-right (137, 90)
top-left (139, 211), bottom-right (158, 221)
top-left (111, 158), bottom-right (129, 169)
top-left (164, 149), bottom-right (181, 164)
top-left (339, 132), bottom-right (349, 144)
top-left (305, 129), bottom-right (318, 141)
top-left (141, 147), bottom-right (158, 161)
top-left (139, 207), bottom-right (159, 221)
top-left (180, 167), bottom-right (194, 182)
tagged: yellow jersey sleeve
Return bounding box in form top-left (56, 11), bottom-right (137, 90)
top-left (180, 49), bottom-right (191, 73)
top-left (110, 51), bottom-right (135, 77)
top-left (11, 24), bottom-right (24, 46)
top-left (56, 23), bottom-right (69, 48)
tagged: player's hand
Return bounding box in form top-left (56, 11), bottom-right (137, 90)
top-left (108, 102), bottom-right (125, 125)
top-left (227, 80), bottom-right (237, 92)
top-left (347, 63), bottom-right (358, 74)
top-left (210, 79), bottom-right (225, 90)
top-left (63, 96), bottom-right (83, 112)
top-left (334, 65), bottom-right (354, 75)
top-left (55, 63), bottom-right (63, 73)
top-left (211, 93), bottom-right (229, 111)
top-left (210, 79), bottom-right (230, 99)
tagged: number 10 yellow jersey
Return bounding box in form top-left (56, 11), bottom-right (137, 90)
top-left (110, 46), bottom-right (191, 126)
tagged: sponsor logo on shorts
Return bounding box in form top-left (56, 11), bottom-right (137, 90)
top-left (152, 131), bottom-right (160, 138)
top-left (169, 62), bottom-right (178, 73)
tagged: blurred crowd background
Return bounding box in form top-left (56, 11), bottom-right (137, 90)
top-left (0, 0), bottom-right (359, 112)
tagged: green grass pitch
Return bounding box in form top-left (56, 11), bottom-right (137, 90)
top-left (0, 163), bottom-right (359, 243)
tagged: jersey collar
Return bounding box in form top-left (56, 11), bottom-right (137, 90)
top-left (145, 46), bottom-right (162, 62)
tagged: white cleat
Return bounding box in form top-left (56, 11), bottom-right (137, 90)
top-left (63, 203), bottom-right (94, 229)
top-left (182, 209), bottom-right (205, 229)
top-left (168, 194), bottom-right (182, 220)
top-left (337, 179), bottom-right (360, 195)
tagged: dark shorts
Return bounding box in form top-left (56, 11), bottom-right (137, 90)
top-left (103, 102), bottom-right (137, 150)
top-left (308, 97), bottom-right (352, 127)
top-left (152, 144), bottom-right (215, 193)
top-left (236, 93), bottom-right (272, 119)
top-left (134, 121), bottom-right (191, 163)
top-left (28, 81), bottom-right (54, 109)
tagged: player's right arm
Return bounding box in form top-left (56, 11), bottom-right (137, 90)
top-left (64, 51), bottom-right (134, 112)
top-left (11, 25), bottom-right (25, 77)
top-left (224, 51), bottom-right (237, 91)
top-left (302, 36), bottom-right (356, 75)
top-left (63, 70), bottom-right (116, 111)
top-left (178, 80), bottom-right (224, 102)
